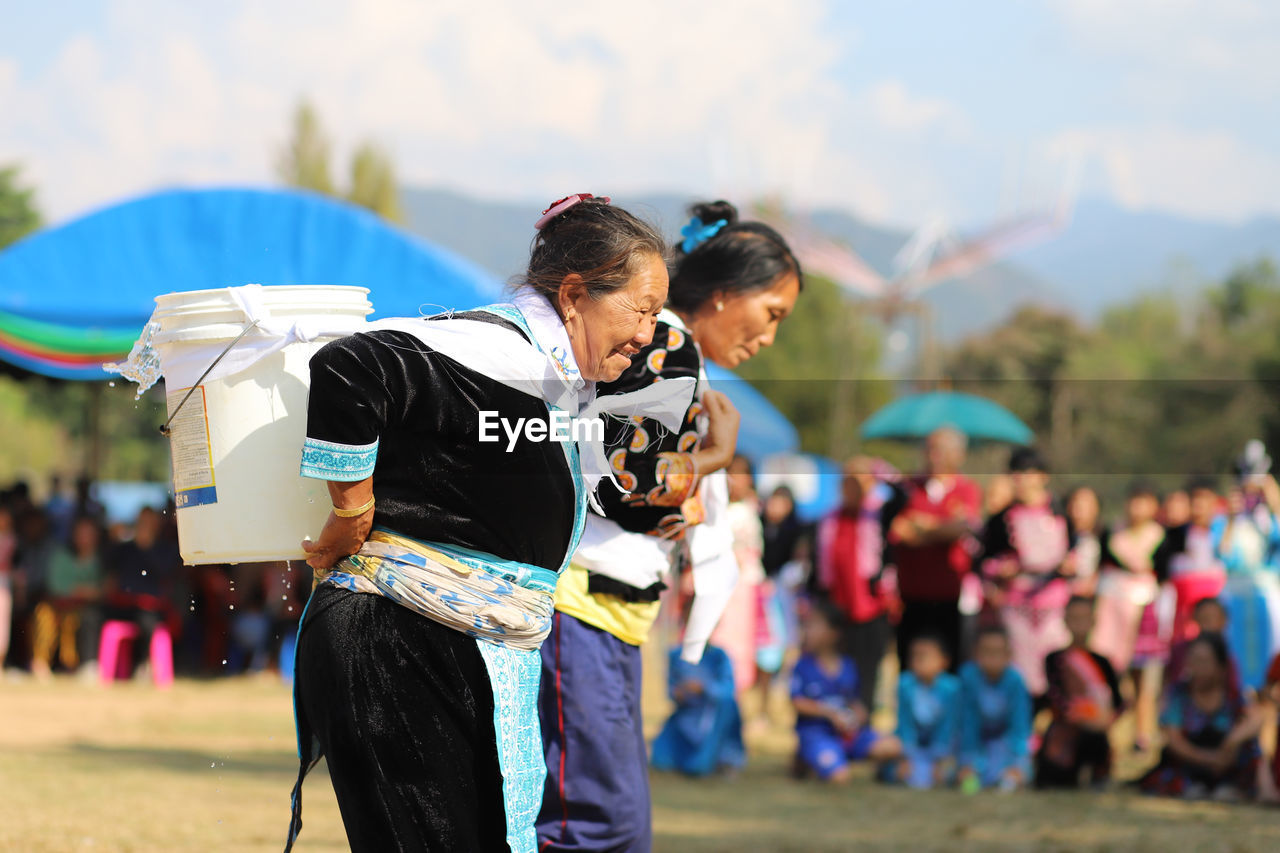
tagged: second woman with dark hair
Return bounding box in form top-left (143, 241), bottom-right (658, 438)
top-left (537, 200), bottom-right (802, 852)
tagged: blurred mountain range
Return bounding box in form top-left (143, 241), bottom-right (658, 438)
top-left (401, 187), bottom-right (1280, 340)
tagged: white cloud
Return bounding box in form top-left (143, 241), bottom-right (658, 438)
top-left (863, 80), bottom-right (969, 137)
top-left (0, 0), bottom-right (984, 228)
top-left (2, 0), bottom-right (1276, 231)
top-left (1047, 124), bottom-right (1280, 221)
top-left (1050, 0), bottom-right (1280, 103)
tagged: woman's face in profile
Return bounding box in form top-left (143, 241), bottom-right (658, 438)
top-left (564, 253), bottom-right (669, 382)
top-left (695, 272), bottom-right (800, 368)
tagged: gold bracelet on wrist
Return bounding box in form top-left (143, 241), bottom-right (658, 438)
top-left (332, 495), bottom-right (376, 518)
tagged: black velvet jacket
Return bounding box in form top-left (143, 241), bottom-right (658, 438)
top-left (303, 312), bottom-right (576, 572)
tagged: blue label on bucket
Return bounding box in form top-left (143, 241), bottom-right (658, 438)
top-left (175, 484), bottom-right (218, 509)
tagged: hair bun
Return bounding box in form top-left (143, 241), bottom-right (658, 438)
top-left (689, 200), bottom-right (738, 227)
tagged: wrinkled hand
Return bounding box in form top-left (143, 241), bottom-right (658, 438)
top-left (302, 511), bottom-right (373, 571)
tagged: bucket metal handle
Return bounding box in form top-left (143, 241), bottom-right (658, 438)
top-left (159, 319), bottom-right (260, 436)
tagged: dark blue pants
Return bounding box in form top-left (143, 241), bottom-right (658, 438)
top-left (536, 611), bottom-right (652, 852)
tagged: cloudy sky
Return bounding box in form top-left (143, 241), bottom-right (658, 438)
top-left (3, 0), bottom-right (1278, 229)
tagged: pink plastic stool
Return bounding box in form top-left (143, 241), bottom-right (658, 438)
top-left (97, 620), bottom-right (174, 688)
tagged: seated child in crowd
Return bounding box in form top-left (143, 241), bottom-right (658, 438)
top-left (884, 632), bottom-right (961, 789)
top-left (790, 601), bottom-right (902, 783)
top-left (1036, 596), bottom-right (1124, 788)
top-left (1165, 597), bottom-right (1241, 696)
top-left (651, 644), bottom-right (745, 777)
top-left (1141, 632), bottom-right (1263, 801)
top-left (958, 625), bottom-right (1033, 792)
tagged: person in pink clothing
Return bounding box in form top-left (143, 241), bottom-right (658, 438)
top-left (1093, 484), bottom-right (1166, 672)
top-left (710, 455), bottom-right (764, 695)
top-left (980, 448), bottom-right (1071, 700)
top-left (1092, 482), bottom-right (1167, 750)
top-left (1153, 478), bottom-right (1228, 650)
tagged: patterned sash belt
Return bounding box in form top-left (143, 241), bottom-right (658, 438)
top-left (317, 529), bottom-right (557, 650)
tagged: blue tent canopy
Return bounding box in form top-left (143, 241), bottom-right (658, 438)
top-left (0, 186), bottom-right (504, 328)
top-left (705, 363), bottom-right (799, 461)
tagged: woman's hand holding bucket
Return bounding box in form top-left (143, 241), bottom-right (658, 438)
top-left (302, 478), bottom-right (375, 571)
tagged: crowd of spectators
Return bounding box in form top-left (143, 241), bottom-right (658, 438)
top-left (656, 431), bottom-right (1280, 804)
top-left (0, 475), bottom-right (306, 681)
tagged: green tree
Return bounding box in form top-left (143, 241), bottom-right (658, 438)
top-left (736, 275), bottom-right (886, 457)
top-left (276, 100), bottom-right (336, 196)
top-left (941, 259), bottom-right (1280, 508)
top-left (276, 99), bottom-right (404, 223)
top-left (946, 305), bottom-right (1088, 452)
top-left (0, 164), bottom-right (42, 249)
top-left (348, 142), bottom-right (404, 224)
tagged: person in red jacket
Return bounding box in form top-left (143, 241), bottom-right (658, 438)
top-left (816, 456), bottom-right (905, 709)
top-left (888, 428), bottom-right (982, 671)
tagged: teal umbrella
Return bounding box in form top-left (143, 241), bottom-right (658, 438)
top-left (860, 391), bottom-right (1033, 444)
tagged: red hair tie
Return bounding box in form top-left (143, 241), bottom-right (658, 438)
top-left (535, 193), bottom-right (611, 230)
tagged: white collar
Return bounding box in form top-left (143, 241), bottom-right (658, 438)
top-left (510, 288), bottom-right (593, 407)
top-left (658, 307), bottom-right (689, 332)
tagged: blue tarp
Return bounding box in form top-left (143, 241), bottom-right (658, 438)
top-left (0, 186), bottom-right (504, 328)
top-left (705, 363), bottom-right (799, 461)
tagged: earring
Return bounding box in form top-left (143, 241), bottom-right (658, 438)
top-left (715, 301), bottom-right (724, 312)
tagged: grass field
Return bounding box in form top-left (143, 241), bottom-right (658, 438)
top-left (4, 672), bottom-right (1280, 852)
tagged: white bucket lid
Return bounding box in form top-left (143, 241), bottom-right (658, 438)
top-left (152, 285), bottom-right (373, 344)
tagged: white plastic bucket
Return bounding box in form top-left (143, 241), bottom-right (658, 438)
top-left (152, 285), bottom-right (373, 565)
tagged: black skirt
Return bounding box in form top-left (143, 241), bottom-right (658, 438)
top-left (285, 583), bottom-right (509, 852)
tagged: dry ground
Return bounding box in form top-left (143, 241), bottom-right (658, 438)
top-left (3, 669), bottom-right (1280, 852)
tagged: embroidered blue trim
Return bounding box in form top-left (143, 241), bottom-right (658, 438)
top-left (299, 437), bottom-right (378, 481)
top-left (476, 641), bottom-right (544, 853)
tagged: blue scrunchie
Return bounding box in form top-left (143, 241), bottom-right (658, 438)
top-left (680, 216), bottom-right (728, 253)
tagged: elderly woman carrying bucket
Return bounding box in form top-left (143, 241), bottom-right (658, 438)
top-left (284, 195), bottom-right (695, 853)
